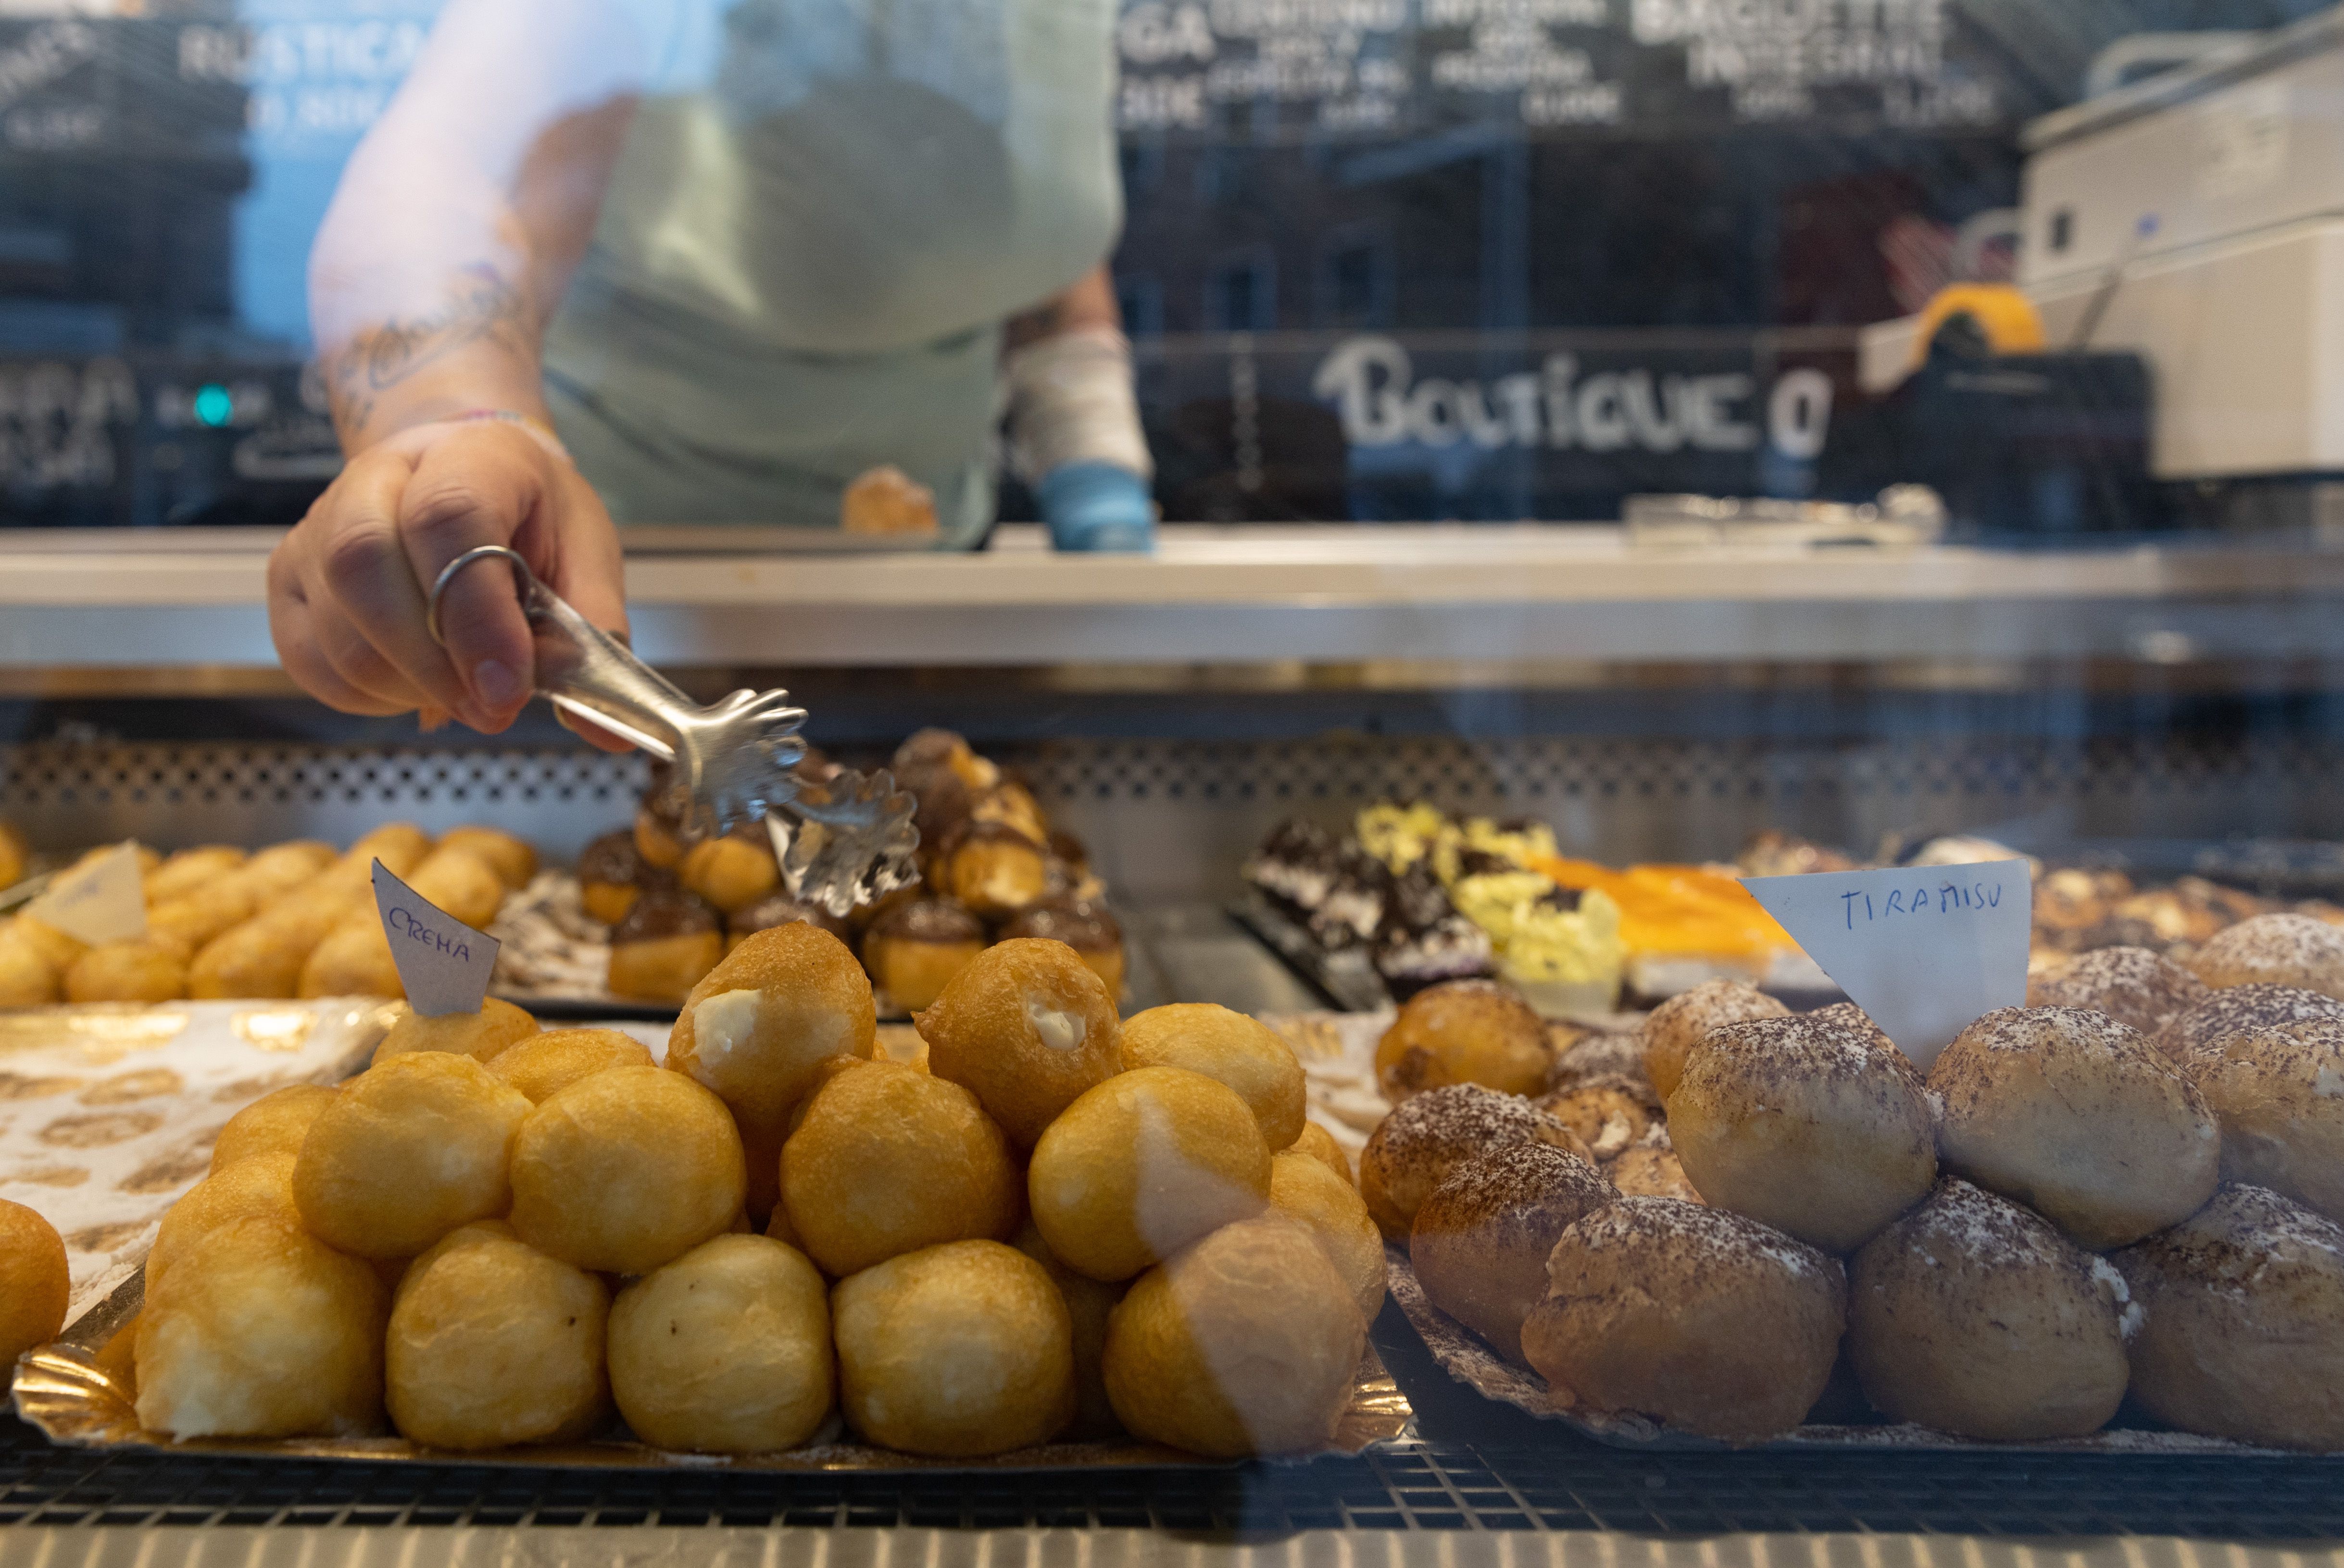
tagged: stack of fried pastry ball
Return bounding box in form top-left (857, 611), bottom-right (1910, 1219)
top-left (128, 929), bottom-right (1379, 1459)
top-left (0, 825), bottom-right (535, 1008)
top-left (1385, 959), bottom-right (2344, 1450)
top-left (590, 732), bottom-right (1125, 1012)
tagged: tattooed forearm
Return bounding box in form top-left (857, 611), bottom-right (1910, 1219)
top-left (320, 267), bottom-right (536, 446)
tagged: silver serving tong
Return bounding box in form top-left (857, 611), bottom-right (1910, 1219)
top-left (426, 545), bottom-right (918, 916)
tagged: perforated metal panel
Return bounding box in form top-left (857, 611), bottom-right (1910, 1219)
top-left (3, 731), bottom-right (2340, 903)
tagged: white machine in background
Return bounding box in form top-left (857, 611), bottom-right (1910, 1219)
top-left (1861, 6), bottom-right (2344, 484)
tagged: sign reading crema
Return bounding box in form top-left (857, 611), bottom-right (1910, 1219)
top-left (372, 858), bottom-right (499, 1017)
top-left (1741, 859), bottom-right (2032, 1070)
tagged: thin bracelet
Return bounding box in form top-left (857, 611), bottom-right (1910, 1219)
top-left (383, 408), bottom-right (574, 465)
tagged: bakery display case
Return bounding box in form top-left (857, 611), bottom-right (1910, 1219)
top-left (13, 0), bottom-right (2344, 1557)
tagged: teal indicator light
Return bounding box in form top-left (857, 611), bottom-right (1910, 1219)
top-left (193, 385), bottom-right (233, 427)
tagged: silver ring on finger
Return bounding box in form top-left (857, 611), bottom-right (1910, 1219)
top-left (426, 544), bottom-right (534, 647)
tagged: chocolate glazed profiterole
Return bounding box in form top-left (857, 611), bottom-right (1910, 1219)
top-left (607, 891), bottom-right (725, 1003)
top-left (998, 900), bottom-right (1125, 1000)
top-left (864, 899), bottom-right (988, 1014)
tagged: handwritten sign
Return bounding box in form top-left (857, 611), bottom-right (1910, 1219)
top-left (371, 858), bottom-right (499, 1017)
top-left (1742, 859), bottom-right (2031, 1070)
top-left (25, 841), bottom-right (146, 945)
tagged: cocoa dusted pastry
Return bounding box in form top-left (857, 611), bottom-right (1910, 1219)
top-left (998, 900), bottom-right (1125, 999)
top-left (727, 892), bottom-right (851, 953)
top-left (606, 890), bottom-right (724, 1003)
top-left (862, 898), bottom-right (987, 1013)
top-left (577, 830), bottom-right (646, 927)
top-left (937, 819), bottom-right (1051, 920)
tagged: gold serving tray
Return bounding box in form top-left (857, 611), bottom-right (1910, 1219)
top-left (17, 1267), bottom-right (1412, 1474)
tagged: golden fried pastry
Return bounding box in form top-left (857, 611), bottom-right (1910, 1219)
top-left (938, 821), bottom-right (1051, 920)
top-left (1669, 1004), bottom-right (1936, 1252)
top-left (0, 1198), bottom-right (68, 1369)
top-left (608, 1234), bottom-right (833, 1454)
top-left (832, 1240), bottom-right (1074, 1457)
top-left (1376, 979), bottom-right (1551, 1102)
top-left (0, 928), bottom-right (60, 1007)
top-left (1409, 1142), bottom-right (1614, 1363)
top-left (64, 939), bottom-right (187, 1004)
top-left (2154, 983), bottom-right (2344, 1066)
top-left (239, 840), bottom-right (337, 897)
top-left (189, 916), bottom-right (316, 1001)
top-left (918, 938), bottom-right (1123, 1148)
top-left (486, 1027), bottom-right (654, 1104)
top-left (11, 916), bottom-right (86, 974)
top-left (135, 1214), bottom-right (387, 1439)
top-left (2190, 1018), bottom-right (2344, 1223)
top-left (840, 463), bottom-right (939, 535)
top-left (293, 1053), bottom-right (533, 1259)
top-left (1104, 1216), bottom-right (1366, 1458)
top-left (404, 846), bottom-right (508, 929)
top-left (147, 1151), bottom-right (303, 1300)
top-left (1641, 979), bottom-right (1791, 1101)
top-left (0, 821), bottom-right (26, 891)
top-left (434, 827), bottom-right (536, 891)
top-left (1118, 1004), bottom-right (1306, 1151)
top-left (1010, 1221), bottom-right (1125, 1438)
top-left (2028, 946), bottom-right (2209, 1039)
top-left (509, 1066), bottom-right (745, 1275)
top-left (343, 822), bottom-right (433, 877)
top-left (146, 845), bottom-right (247, 903)
top-left (577, 830), bottom-right (646, 927)
top-left (386, 1221), bottom-right (610, 1450)
top-left (2113, 1185), bottom-right (2344, 1451)
top-left (680, 828), bottom-right (780, 916)
top-left (209, 1083), bottom-right (338, 1172)
top-left (779, 1061), bottom-right (1020, 1277)
top-left (1268, 1149), bottom-right (1386, 1321)
top-left (1522, 1198), bottom-right (1846, 1444)
top-left (1933, 1005), bottom-right (2219, 1250)
top-left (998, 900), bottom-right (1124, 999)
top-left (298, 919), bottom-right (402, 998)
top-left (1291, 1120), bottom-right (1353, 1186)
top-left (633, 804), bottom-right (685, 871)
top-left (1849, 1178), bottom-right (2131, 1441)
top-left (1029, 1066), bottom-right (1273, 1281)
top-left (1358, 1084), bottom-right (1585, 1242)
top-left (666, 920), bottom-right (879, 1144)
top-left (1606, 1143), bottom-right (1702, 1202)
top-left (862, 899), bottom-right (987, 1014)
top-left (372, 997), bottom-right (540, 1067)
top-left (1535, 1075), bottom-right (1660, 1162)
top-left (606, 892), bottom-right (725, 1004)
top-left (2192, 913), bottom-right (2344, 1000)
top-left (147, 887), bottom-right (260, 954)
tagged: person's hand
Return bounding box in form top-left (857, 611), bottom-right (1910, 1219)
top-left (268, 419), bottom-right (628, 739)
top-left (1036, 461), bottom-right (1156, 553)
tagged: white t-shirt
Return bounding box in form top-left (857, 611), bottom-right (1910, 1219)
top-left (542, 0), bottom-right (1122, 537)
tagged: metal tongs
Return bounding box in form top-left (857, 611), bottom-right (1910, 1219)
top-left (427, 545), bottom-right (919, 916)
